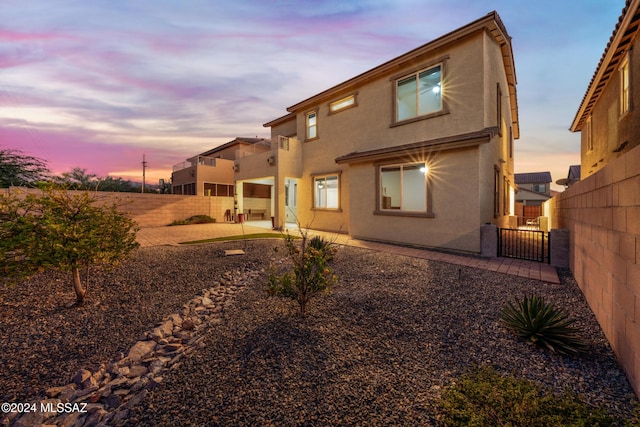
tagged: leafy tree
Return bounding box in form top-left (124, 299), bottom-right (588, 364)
top-left (54, 167), bottom-right (99, 190)
top-left (0, 148), bottom-right (50, 187)
top-left (0, 186), bottom-right (139, 305)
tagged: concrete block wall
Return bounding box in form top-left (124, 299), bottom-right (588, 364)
top-left (1, 188), bottom-right (234, 228)
top-left (544, 144), bottom-right (640, 395)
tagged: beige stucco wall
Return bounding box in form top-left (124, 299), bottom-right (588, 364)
top-left (581, 35), bottom-right (640, 178)
top-left (347, 146), bottom-right (482, 252)
top-left (289, 29), bottom-right (512, 247)
top-left (543, 144), bottom-right (640, 395)
top-left (1, 188), bottom-right (234, 228)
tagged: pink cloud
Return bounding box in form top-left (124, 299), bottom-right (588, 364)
top-left (1, 125), bottom-right (179, 182)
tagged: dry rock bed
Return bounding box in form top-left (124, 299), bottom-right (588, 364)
top-left (1, 239), bottom-right (637, 426)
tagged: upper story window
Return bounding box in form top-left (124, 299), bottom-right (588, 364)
top-left (585, 115), bottom-right (593, 152)
top-left (620, 54), bottom-right (630, 116)
top-left (329, 94), bottom-right (356, 114)
top-left (396, 64), bottom-right (442, 122)
top-left (306, 110), bottom-right (318, 140)
top-left (497, 83), bottom-right (503, 135)
top-left (532, 183), bottom-right (547, 193)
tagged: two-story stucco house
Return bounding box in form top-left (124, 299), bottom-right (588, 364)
top-left (232, 11), bottom-right (519, 254)
top-left (172, 137), bottom-right (270, 196)
top-left (570, 0), bottom-right (640, 176)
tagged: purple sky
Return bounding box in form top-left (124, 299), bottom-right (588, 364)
top-left (0, 0), bottom-right (624, 189)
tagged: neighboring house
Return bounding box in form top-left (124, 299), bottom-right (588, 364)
top-left (171, 137), bottom-right (270, 196)
top-left (514, 172), bottom-right (552, 203)
top-left (556, 165), bottom-right (581, 187)
top-left (233, 11), bottom-right (519, 254)
top-left (570, 0), bottom-right (640, 177)
top-left (514, 172), bottom-right (552, 227)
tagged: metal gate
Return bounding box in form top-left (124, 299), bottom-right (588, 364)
top-left (498, 228), bottom-right (549, 263)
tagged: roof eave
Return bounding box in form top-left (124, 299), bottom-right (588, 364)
top-left (287, 12), bottom-right (517, 116)
top-left (335, 127), bottom-right (498, 164)
top-left (571, 0), bottom-right (640, 132)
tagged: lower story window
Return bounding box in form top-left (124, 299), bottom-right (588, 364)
top-left (314, 175), bottom-right (339, 209)
top-left (380, 162), bottom-right (428, 211)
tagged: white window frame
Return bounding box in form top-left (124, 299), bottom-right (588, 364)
top-left (329, 94), bottom-right (357, 114)
top-left (312, 173), bottom-right (340, 210)
top-left (305, 110), bottom-right (318, 140)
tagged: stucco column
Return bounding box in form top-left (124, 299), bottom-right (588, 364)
top-left (480, 224), bottom-right (498, 258)
top-left (549, 229), bottom-right (570, 268)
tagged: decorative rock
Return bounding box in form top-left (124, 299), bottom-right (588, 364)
top-left (182, 318), bottom-right (195, 330)
top-left (21, 268), bottom-right (255, 426)
top-left (168, 313), bottom-right (183, 327)
top-left (83, 407), bottom-right (107, 427)
top-left (46, 383), bottom-right (75, 398)
top-left (72, 369), bottom-right (92, 386)
top-left (127, 365), bottom-right (148, 378)
top-left (127, 340), bottom-right (156, 363)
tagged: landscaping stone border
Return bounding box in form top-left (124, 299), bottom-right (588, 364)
top-left (2, 269), bottom-right (259, 427)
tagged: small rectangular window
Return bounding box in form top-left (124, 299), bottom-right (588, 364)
top-left (620, 55), bottom-right (630, 115)
top-left (494, 167), bottom-right (500, 218)
top-left (329, 95), bottom-right (356, 113)
top-left (586, 116), bottom-right (593, 152)
top-left (497, 83), bottom-right (503, 136)
top-left (306, 111), bottom-right (317, 140)
top-left (314, 175), bottom-right (339, 209)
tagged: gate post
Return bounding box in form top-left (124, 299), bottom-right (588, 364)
top-left (549, 229), bottom-right (570, 268)
top-left (481, 224), bottom-right (498, 258)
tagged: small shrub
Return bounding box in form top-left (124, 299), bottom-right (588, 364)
top-left (170, 215), bottom-right (216, 226)
top-left (440, 365), bottom-right (618, 426)
top-left (501, 294), bottom-right (588, 355)
top-left (308, 235), bottom-right (334, 261)
top-left (268, 230), bottom-right (336, 316)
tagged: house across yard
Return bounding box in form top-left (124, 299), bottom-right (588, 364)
top-left (173, 11), bottom-right (520, 254)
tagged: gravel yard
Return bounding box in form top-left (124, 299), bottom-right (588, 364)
top-left (1, 240), bottom-right (637, 425)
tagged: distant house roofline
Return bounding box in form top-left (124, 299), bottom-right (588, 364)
top-left (514, 171), bottom-right (552, 184)
top-left (192, 137), bottom-right (271, 159)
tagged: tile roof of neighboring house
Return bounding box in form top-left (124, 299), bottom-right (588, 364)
top-left (514, 172), bottom-right (552, 184)
top-left (266, 11), bottom-right (519, 139)
top-left (568, 165), bottom-right (581, 181)
top-left (197, 137), bottom-right (270, 157)
top-left (571, 0), bottom-right (640, 131)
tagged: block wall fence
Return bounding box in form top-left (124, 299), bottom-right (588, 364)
top-left (544, 144), bottom-right (640, 396)
top-left (1, 188), bottom-right (235, 228)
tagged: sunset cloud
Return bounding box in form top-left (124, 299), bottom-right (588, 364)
top-left (0, 0), bottom-right (624, 189)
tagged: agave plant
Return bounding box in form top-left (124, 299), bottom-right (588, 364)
top-left (501, 294), bottom-right (588, 355)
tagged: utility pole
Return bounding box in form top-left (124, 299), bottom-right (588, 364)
top-left (142, 154), bottom-right (147, 193)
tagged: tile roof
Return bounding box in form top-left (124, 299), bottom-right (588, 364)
top-left (514, 172), bottom-right (552, 184)
top-left (568, 165), bottom-right (581, 181)
top-left (571, 0), bottom-right (640, 131)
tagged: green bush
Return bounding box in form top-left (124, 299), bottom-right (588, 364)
top-left (169, 215), bottom-right (216, 226)
top-left (308, 235), bottom-right (334, 261)
top-left (267, 230), bottom-right (336, 316)
top-left (501, 294), bottom-right (588, 355)
top-left (440, 366), bottom-right (619, 426)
